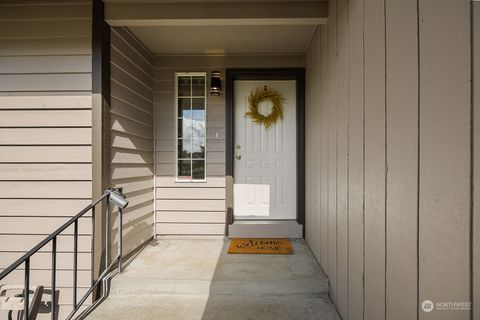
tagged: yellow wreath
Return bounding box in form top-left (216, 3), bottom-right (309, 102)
top-left (245, 87), bottom-right (284, 129)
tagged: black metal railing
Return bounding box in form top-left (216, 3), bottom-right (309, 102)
top-left (0, 188), bottom-right (129, 320)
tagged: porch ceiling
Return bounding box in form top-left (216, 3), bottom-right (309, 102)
top-left (128, 25), bottom-right (317, 55)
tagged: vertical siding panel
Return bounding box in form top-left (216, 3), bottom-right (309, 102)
top-left (305, 38), bottom-right (314, 253)
top-left (315, 28), bottom-right (323, 261)
top-left (316, 1), bottom-right (474, 318)
top-left (347, 0), bottom-right (365, 318)
top-left (336, 0), bottom-right (350, 317)
top-left (314, 28), bottom-right (323, 263)
top-left (319, 25), bottom-right (330, 273)
top-left (363, 0), bottom-right (386, 319)
top-left (305, 27), bottom-right (321, 259)
top-left (474, 3), bottom-right (480, 319)
top-left (327, 0), bottom-right (338, 303)
top-left (418, 1), bottom-right (471, 319)
top-left (385, 0), bottom-right (419, 319)
top-left (310, 46), bottom-right (315, 251)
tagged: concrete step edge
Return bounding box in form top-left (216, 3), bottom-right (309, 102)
top-left (109, 279), bottom-right (329, 297)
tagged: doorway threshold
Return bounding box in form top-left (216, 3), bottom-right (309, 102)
top-left (228, 220), bottom-right (303, 238)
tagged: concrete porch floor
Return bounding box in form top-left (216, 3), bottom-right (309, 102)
top-left (86, 239), bottom-right (340, 320)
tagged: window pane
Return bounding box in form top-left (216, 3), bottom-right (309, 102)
top-left (192, 98), bottom-right (205, 119)
top-left (190, 118), bottom-right (205, 139)
top-left (178, 98), bottom-right (191, 118)
top-left (192, 139), bottom-right (205, 159)
top-left (178, 77), bottom-right (191, 96)
top-left (178, 139), bottom-right (192, 158)
top-left (192, 160), bottom-right (205, 180)
top-left (179, 117), bottom-right (205, 139)
top-left (178, 160), bottom-right (192, 179)
top-left (192, 77), bottom-right (205, 96)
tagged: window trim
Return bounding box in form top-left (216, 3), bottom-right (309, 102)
top-left (174, 72), bottom-right (208, 183)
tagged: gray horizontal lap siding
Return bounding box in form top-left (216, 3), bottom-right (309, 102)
top-left (154, 55), bottom-right (304, 236)
top-left (154, 57), bottom-right (227, 236)
top-left (110, 27), bottom-right (155, 256)
top-left (0, 1), bottom-right (93, 319)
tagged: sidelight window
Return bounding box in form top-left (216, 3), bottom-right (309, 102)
top-left (175, 72), bottom-right (207, 181)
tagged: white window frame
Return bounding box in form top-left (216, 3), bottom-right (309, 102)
top-left (174, 72), bottom-right (208, 183)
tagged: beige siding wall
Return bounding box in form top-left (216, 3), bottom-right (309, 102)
top-left (110, 27), bottom-right (155, 255)
top-left (305, 0), bottom-right (476, 319)
top-left (154, 55), bottom-right (304, 236)
top-left (0, 1), bottom-right (92, 319)
top-left (418, 2), bottom-right (471, 320)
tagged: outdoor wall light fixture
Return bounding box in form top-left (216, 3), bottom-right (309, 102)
top-left (210, 71), bottom-right (222, 96)
top-left (109, 188), bottom-right (129, 209)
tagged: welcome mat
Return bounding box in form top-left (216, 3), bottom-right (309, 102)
top-left (228, 238), bottom-right (293, 254)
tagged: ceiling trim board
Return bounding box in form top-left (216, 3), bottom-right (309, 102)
top-left (106, 2), bottom-right (328, 27)
top-left (108, 18), bottom-right (327, 27)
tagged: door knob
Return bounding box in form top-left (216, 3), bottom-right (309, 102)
top-left (235, 154), bottom-right (242, 160)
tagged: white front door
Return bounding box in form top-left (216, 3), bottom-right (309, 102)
top-left (234, 80), bottom-right (297, 220)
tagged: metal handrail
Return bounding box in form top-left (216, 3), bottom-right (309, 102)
top-left (0, 188), bottom-right (129, 320)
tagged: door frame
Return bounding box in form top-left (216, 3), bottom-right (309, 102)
top-left (225, 68), bottom-right (306, 226)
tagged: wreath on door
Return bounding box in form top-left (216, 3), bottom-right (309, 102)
top-left (245, 86), bottom-right (284, 129)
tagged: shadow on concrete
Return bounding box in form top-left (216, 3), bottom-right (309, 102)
top-left (200, 239), bottom-right (341, 320)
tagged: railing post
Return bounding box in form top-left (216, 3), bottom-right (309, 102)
top-left (24, 257), bottom-right (30, 320)
top-left (118, 207), bottom-right (123, 273)
top-left (73, 220), bottom-right (78, 308)
top-left (91, 206), bottom-right (96, 289)
top-left (51, 237), bottom-right (56, 320)
top-left (105, 193), bottom-right (110, 270)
